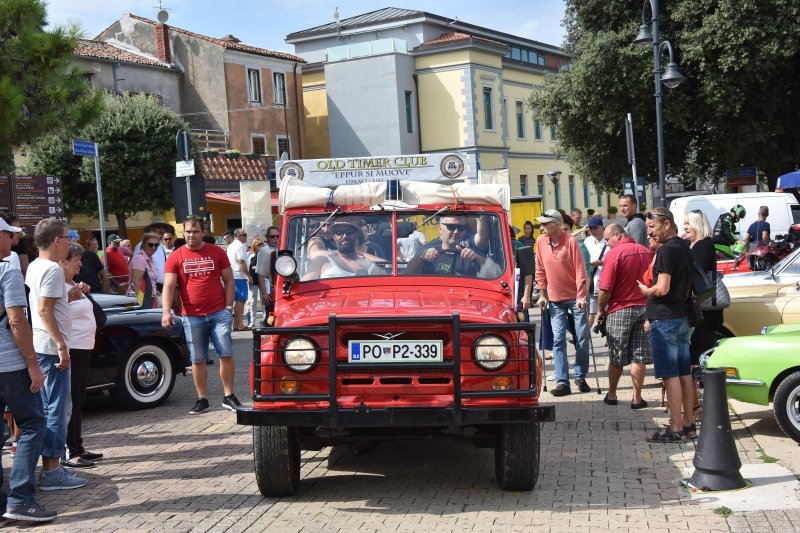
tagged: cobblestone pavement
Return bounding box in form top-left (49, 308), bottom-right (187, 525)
top-left (2, 321), bottom-right (799, 532)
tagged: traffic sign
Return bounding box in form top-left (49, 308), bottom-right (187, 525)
top-left (176, 160), bottom-right (195, 178)
top-left (72, 139), bottom-right (98, 157)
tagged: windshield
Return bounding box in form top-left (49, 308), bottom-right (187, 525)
top-left (286, 211), bottom-right (507, 281)
top-left (774, 247), bottom-right (800, 276)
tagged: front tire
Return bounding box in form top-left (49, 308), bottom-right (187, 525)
top-left (494, 422), bottom-right (540, 491)
top-left (113, 343), bottom-right (175, 409)
top-left (254, 426), bottom-right (301, 497)
top-left (773, 372), bottom-right (800, 444)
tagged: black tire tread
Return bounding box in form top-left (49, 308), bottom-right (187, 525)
top-left (773, 371), bottom-right (800, 444)
top-left (495, 422), bottom-right (540, 491)
top-left (253, 426), bottom-right (301, 497)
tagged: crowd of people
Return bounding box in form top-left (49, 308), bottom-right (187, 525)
top-left (530, 196), bottom-right (722, 444)
top-left (0, 210), bottom-right (281, 523)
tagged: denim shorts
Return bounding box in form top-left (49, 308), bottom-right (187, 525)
top-left (183, 309), bottom-right (234, 364)
top-left (234, 279), bottom-right (249, 302)
top-left (649, 316), bottom-right (691, 379)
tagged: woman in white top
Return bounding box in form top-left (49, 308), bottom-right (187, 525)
top-left (60, 243), bottom-right (103, 468)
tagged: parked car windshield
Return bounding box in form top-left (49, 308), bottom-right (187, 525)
top-left (286, 211), bottom-right (507, 281)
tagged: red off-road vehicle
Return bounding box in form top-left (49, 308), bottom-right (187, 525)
top-left (237, 178), bottom-right (554, 496)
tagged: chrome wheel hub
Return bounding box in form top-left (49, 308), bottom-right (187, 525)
top-left (135, 360), bottom-right (159, 388)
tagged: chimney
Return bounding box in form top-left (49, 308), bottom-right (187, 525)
top-left (155, 23), bottom-right (171, 63)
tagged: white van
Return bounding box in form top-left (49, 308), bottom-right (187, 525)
top-left (669, 192), bottom-right (800, 241)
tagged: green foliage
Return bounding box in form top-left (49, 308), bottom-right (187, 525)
top-left (0, 0), bottom-right (101, 172)
top-left (713, 506), bottom-right (732, 517)
top-left (530, 0), bottom-right (800, 191)
top-left (23, 92), bottom-right (196, 219)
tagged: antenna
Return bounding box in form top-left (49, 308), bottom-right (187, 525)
top-left (334, 7), bottom-right (339, 23)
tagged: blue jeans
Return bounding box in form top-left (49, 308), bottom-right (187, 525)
top-left (183, 308), bottom-right (234, 364)
top-left (0, 369), bottom-right (45, 508)
top-left (649, 317), bottom-right (691, 379)
top-left (549, 300), bottom-right (590, 385)
top-left (38, 353), bottom-right (71, 458)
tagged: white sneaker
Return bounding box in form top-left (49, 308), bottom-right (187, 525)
top-left (546, 374), bottom-right (557, 381)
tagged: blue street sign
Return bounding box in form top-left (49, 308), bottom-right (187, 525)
top-left (72, 139), bottom-right (98, 157)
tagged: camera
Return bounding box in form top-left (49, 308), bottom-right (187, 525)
top-left (592, 316), bottom-right (607, 338)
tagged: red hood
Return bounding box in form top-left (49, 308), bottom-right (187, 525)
top-left (277, 286), bottom-right (516, 326)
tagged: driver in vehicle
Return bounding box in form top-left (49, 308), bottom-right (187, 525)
top-left (302, 218), bottom-right (387, 280)
top-left (405, 214), bottom-right (501, 278)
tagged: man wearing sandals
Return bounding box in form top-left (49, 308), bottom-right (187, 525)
top-left (596, 224), bottom-right (653, 409)
top-left (638, 208), bottom-right (695, 442)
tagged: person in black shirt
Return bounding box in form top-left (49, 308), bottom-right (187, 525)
top-left (638, 208), bottom-right (694, 443)
top-left (74, 238), bottom-right (109, 293)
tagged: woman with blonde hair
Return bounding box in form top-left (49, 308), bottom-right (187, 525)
top-left (128, 232), bottom-right (161, 309)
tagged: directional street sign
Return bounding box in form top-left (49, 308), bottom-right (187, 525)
top-left (72, 139), bottom-right (98, 157)
top-left (0, 175), bottom-right (65, 232)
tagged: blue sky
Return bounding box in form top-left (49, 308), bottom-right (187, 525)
top-left (45, 0), bottom-right (568, 54)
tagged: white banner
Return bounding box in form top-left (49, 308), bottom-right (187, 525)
top-left (276, 152), bottom-right (475, 187)
top-left (239, 181), bottom-right (273, 241)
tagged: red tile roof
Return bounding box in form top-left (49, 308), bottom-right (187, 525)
top-left (419, 31), bottom-right (506, 50)
top-left (75, 39), bottom-right (171, 67)
top-left (201, 153), bottom-right (273, 182)
top-left (127, 14), bottom-right (305, 63)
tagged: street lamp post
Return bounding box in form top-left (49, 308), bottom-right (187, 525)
top-left (634, 0), bottom-right (685, 208)
top-left (547, 169), bottom-right (562, 212)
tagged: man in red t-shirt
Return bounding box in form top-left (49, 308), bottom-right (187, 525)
top-left (105, 234), bottom-right (129, 293)
top-left (161, 217), bottom-right (240, 415)
top-left (596, 224), bottom-right (653, 409)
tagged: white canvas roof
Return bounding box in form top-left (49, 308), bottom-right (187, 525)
top-left (278, 177), bottom-right (510, 214)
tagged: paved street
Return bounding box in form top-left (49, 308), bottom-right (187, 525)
top-left (2, 319), bottom-right (799, 532)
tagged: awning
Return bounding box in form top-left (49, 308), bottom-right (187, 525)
top-left (776, 170), bottom-right (800, 190)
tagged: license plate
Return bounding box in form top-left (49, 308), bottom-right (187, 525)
top-left (348, 340), bottom-right (444, 363)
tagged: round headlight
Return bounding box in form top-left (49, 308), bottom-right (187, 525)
top-left (474, 335), bottom-right (508, 370)
top-left (283, 337), bottom-right (317, 372)
top-left (275, 254), bottom-right (297, 277)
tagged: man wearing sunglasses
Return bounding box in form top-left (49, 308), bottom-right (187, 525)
top-left (302, 218), bottom-right (386, 280)
top-left (255, 226), bottom-right (280, 323)
top-left (406, 214), bottom-right (497, 278)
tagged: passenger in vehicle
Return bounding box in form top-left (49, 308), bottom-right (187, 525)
top-left (306, 221), bottom-right (336, 260)
top-left (356, 219), bottom-right (386, 259)
top-left (405, 214), bottom-right (500, 278)
top-left (302, 218), bottom-right (387, 280)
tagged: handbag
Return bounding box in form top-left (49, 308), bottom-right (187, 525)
top-left (691, 260), bottom-right (715, 301)
top-left (698, 270), bottom-right (731, 311)
top-left (687, 294), bottom-right (704, 327)
top-left (85, 292), bottom-right (108, 330)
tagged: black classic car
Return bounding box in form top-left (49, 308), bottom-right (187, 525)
top-left (89, 294), bottom-right (189, 409)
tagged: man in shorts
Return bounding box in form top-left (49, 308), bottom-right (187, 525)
top-left (597, 224), bottom-right (653, 408)
top-left (638, 208), bottom-right (694, 442)
top-left (225, 229), bottom-right (251, 331)
top-left (162, 217), bottom-right (240, 415)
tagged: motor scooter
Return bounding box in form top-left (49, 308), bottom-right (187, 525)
top-left (747, 223), bottom-right (800, 271)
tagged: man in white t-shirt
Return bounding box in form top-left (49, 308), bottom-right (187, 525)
top-left (397, 222), bottom-right (427, 262)
top-left (25, 218), bottom-right (86, 491)
top-left (225, 229), bottom-right (251, 330)
top-left (583, 216), bottom-right (607, 329)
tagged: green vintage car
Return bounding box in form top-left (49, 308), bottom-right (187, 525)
top-left (700, 323), bottom-right (800, 443)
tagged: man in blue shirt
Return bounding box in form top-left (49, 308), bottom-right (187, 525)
top-left (744, 206), bottom-right (770, 249)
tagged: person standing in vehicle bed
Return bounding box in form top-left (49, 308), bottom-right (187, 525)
top-left (161, 216), bottom-right (241, 415)
top-left (405, 214), bottom-right (500, 278)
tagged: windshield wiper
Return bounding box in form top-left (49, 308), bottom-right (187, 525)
top-left (299, 207), bottom-right (342, 250)
top-left (416, 205), bottom-right (450, 230)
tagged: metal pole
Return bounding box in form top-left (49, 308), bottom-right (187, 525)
top-left (651, 0), bottom-right (667, 208)
top-left (94, 155), bottom-right (107, 270)
top-left (626, 113), bottom-right (640, 206)
top-left (181, 131), bottom-right (193, 216)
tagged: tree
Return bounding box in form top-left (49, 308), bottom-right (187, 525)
top-left (23, 92), bottom-right (198, 236)
top-left (529, 0), bottom-right (800, 192)
top-left (0, 0), bottom-right (100, 172)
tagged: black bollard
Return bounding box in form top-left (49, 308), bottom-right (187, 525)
top-left (688, 367), bottom-right (746, 491)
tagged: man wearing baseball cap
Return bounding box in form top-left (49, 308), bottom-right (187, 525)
top-left (302, 217), bottom-right (386, 280)
top-left (584, 216), bottom-right (606, 330)
top-left (535, 209), bottom-right (591, 396)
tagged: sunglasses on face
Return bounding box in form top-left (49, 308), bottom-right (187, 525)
top-left (442, 223), bottom-right (466, 232)
top-left (332, 228), bottom-right (356, 236)
top-left (145, 242), bottom-right (159, 249)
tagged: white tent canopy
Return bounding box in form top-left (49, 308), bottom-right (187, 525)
top-left (278, 177), bottom-right (510, 214)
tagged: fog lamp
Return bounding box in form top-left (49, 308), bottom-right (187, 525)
top-left (492, 376), bottom-right (512, 391)
top-left (280, 376), bottom-right (301, 394)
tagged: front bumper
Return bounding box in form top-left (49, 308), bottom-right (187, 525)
top-left (237, 404), bottom-right (556, 428)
